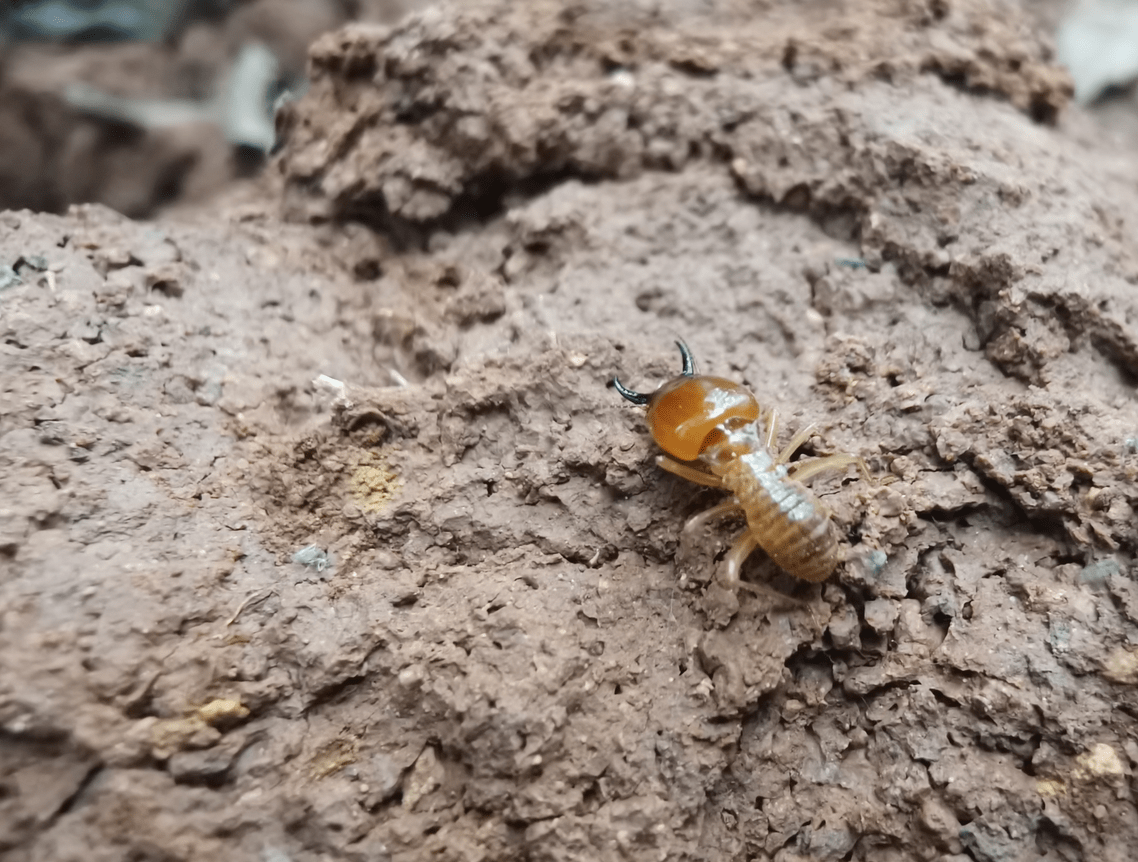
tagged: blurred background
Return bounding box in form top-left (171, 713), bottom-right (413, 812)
top-left (0, 0), bottom-right (1136, 219)
top-left (0, 0), bottom-right (423, 217)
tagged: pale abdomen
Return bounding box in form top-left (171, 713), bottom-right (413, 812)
top-left (718, 457), bottom-right (840, 583)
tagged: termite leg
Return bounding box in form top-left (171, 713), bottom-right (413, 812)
top-left (776, 423), bottom-right (818, 465)
top-left (736, 574), bottom-right (809, 604)
top-left (656, 455), bottom-right (724, 488)
top-left (682, 498), bottom-right (742, 539)
top-left (764, 408), bottom-right (780, 451)
top-left (788, 453), bottom-right (873, 485)
top-left (719, 532), bottom-right (759, 593)
top-left (719, 528), bottom-right (808, 605)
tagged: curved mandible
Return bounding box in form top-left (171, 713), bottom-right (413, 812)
top-left (613, 375), bottom-right (650, 405)
top-left (676, 339), bottom-right (696, 376)
top-left (613, 339), bottom-right (697, 405)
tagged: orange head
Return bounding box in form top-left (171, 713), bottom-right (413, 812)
top-left (613, 342), bottom-right (760, 461)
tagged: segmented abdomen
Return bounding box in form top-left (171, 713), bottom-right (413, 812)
top-left (718, 451), bottom-right (839, 583)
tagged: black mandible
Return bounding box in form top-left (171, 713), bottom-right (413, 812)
top-left (612, 340), bottom-right (695, 405)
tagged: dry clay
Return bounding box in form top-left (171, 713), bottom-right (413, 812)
top-left (3, 0), bottom-right (1138, 860)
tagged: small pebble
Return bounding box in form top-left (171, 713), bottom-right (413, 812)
top-left (863, 598), bottom-right (898, 633)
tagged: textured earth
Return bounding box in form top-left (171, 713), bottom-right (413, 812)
top-left (4, 0), bottom-right (1138, 860)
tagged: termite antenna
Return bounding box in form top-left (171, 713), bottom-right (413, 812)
top-left (613, 376), bottom-right (650, 405)
top-left (676, 340), bottom-right (696, 376)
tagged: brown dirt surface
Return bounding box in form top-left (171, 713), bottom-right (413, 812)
top-left (4, 0), bottom-right (1138, 860)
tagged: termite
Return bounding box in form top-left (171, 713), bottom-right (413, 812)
top-left (613, 341), bottom-right (871, 593)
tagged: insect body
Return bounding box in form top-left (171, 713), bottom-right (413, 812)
top-left (614, 341), bottom-right (870, 592)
